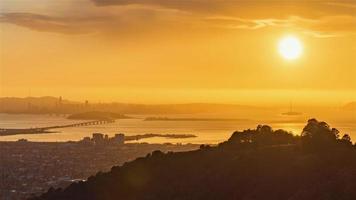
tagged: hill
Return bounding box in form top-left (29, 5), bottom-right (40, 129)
top-left (30, 119), bottom-right (356, 200)
top-left (0, 96), bottom-right (76, 114)
top-left (0, 96), bottom-right (263, 115)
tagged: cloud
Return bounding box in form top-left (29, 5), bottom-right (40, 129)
top-left (310, 15), bottom-right (356, 32)
top-left (294, 15), bottom-right (356, 38)
top-left (0, 0), bottom-right (355, 37)
top-left (203, 16), bottom-right (292, 30)
top-left (0, 6), bottom-right (192, 35)
top-left (324, 2), bottom-right (356, 9)
top-left (202, 15), bottom-right (356, 37)
top-left (90, 0), bottom-right (356, 16)
top-left (90, 0), bottom-right (223, 12)
top-left (0, 13), bottom-right (84, 34)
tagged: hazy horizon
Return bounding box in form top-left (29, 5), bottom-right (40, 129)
top-left (1, 0), bottom-right (355, 106)
top-left (1, 1), bottom-right (356, 199)
top-left (0, 94), bottom-right (355, 107)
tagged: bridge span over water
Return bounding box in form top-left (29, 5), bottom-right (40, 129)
top-left (0, 119), bottom-right (115, 136)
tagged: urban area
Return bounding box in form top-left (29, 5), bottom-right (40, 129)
top-left (0, 133), bottom-right (199, 200)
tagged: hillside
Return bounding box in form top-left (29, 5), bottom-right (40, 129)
top-left (31, 119), bottom-right (356, 200)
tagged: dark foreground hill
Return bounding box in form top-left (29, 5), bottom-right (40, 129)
top-left (31, 119), bottom-right (356, 200)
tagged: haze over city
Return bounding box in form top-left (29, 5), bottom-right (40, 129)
top-left (1, 0), bottom-right (355, 105)
top-left (0, 1), bottom-right (355, 200)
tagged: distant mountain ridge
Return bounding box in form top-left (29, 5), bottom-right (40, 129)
top-left (1, 96), bottom-right (354, 115)
top-left (0, 96), bottom-right (263, 115)
top-left (0, 96), bottom-right (75, 105)
top-left (0, 96), bottom-right (76, 114)
top-left (30, 119), bottom-right (356, 200)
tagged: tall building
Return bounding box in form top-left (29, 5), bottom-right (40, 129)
top-left (113, 134), bottom-right (125, 145)
top-left (92, 133), bottom-right (104, 144)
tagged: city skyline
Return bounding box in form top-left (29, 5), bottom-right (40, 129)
top-left (1, 0), bottom-right (355, 104)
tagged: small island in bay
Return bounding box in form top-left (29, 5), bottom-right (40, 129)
top-left (281, 111), bottom-right (302, 116)
top-left (79, 133), bottom-right (197, 143)
top-left (67, 111), bottom-right (130, 120)
top-left (125, 133), bottom-right (197, 141)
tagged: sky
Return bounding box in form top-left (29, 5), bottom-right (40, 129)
top-left (0, 0), bottom-right (355, 105)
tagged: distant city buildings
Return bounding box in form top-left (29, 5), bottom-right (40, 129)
top-left (81, 133), bottom-right (125, 145)
top-left (113, 134), bottom-right (125, 145)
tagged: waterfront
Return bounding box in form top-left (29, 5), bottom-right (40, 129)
top-left (0, 113), bottom-right (355, 144)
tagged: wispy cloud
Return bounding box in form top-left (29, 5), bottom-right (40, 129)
top-left (203, 16), bottom-right (292, 30)
top-left (325, 2), bottom-right (356, 9)
top-left (0, 0), bottom-right (355, 37)
top-left (203, 14), bottom-right (356, 37)
top-left (296, 15), bottom-right (356, 38)
top-left (0, 6), bottom-right (192, 35)
top-left (0, 12), bottom-right (100, 34)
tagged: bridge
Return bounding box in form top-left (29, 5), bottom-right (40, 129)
top-left (0, 119), bottom-right (115, 136)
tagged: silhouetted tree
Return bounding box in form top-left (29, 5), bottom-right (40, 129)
top-left (301, 119), bottom-right (340, 151)
top-left (30, 119), bottom-right (356, 200)
top-left (340, 134), bottom-right (352, 146)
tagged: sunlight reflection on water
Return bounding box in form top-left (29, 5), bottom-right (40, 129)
top-left (0, 114), bottom-right (355, 144)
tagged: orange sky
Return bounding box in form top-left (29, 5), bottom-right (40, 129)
top-left (0, 0), bottom-right (355, 105)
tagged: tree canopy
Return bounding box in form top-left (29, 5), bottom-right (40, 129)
top-left (30, 119), bottom-right (356, 200)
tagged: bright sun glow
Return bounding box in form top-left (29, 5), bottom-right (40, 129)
top-left (278, 36), bottom-right (302, 60)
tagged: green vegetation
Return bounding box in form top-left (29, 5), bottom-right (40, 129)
top-left (31, 119), bottom-right (356, 200)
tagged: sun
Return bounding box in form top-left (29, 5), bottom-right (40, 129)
top-left (278, 36), bottom-right (302, 60)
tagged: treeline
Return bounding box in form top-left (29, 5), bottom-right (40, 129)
top-left (30, 119), bottom-right (356, 200)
